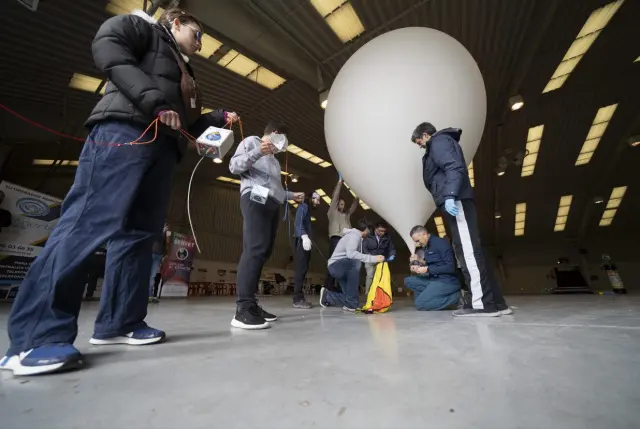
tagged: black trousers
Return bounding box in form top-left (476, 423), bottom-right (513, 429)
top-left (442, 199), bottom-right (507, 311)
top-left (293, 238), bottom-right (310, 302)
top-left (323, 235), bottom-right (342, 292)
top-left (236, 193), bottom-right (280, 310)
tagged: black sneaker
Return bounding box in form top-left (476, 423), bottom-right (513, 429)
top-left (452, 308), bottom-right (500, 317)
top-left (231, 306), bottom-right (270, 330)
top-left (260, 306), bottom-right (278, 322)
top-left (293, 300), bottom-right (313, 309)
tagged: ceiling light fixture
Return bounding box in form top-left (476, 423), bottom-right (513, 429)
top-left (310, 0), bottom-right (365, 43)
top-left (287, 144), bottom-right (332, 168)
top-left (217, 176), bottom-right (241, 185)
top-left (514, 202), bottom-right (527, 236)
top-left (32, 159), bottom-right (79, 167)
top-left (290, 174), bottom-right (299, 183)
top-left (542, 0), bottom-right (624, 93)
top-left (599, 186), bottom-right (627, 226)
top-left (106, 0), bottom-right (164, 19)
top-left (69, 73), bottom-right (106, 95)
top-left (217, 50), bottom-right (286, 90)
top-left (593, 196), bottom-right (604, 204)
top-left (315, 188), bottom-right (332, 206)
top-left (494, 211), bottom-right (502, 219)
top-left (521, 125), bottom-right (544, 177)
top-left (434, 216), bottom-right (446, 238)
top-left (508, 95), bottom-right (524, 111)
top-left (554, 195), bottom-right (573, 232)
top-left (575, 104), bottom-right (618, 166)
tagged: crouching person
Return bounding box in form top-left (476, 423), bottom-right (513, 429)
top-left (405, 225), bottom-right (460, 311)
top-left (319, 220), bottom-right (384, 312)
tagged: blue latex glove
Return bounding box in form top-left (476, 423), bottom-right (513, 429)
top-left (387, 255), bottom-right (395, 262)
top-left (444, 199), bottom-right (458, 216)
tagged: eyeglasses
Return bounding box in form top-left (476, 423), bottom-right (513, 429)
top-left (184, 24), bottom-right (202, 43)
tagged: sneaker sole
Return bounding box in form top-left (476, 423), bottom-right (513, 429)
top-left (292, 304), bottom-right (313, 310)
top-left (89, 335), bottom-right (165, 346)
top-left (230, 318), bottom-right (270, 330)
top-left (499, 308), bottom-right (513, 315)
top-left (13, 357), bottom-right (83, 376)
top-left (452, 311), bottom-right (500, 317)
top-left (263, 316), bottom-right (278, 322)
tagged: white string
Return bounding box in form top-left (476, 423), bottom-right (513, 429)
top-left (187, 156), bottom-right (206, 253)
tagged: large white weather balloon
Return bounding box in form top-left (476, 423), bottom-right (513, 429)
top-left (325, 27), bottom-right (486, 252)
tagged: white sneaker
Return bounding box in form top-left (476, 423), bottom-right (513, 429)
top-left (499, 307), bottom-right (514, 315)
top-left (0, 355), bottom-right (19, 372)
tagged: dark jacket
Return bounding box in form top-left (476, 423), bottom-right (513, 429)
top-left (294, 202), bottom-right (312, 239)
top-left (362, 233), bottom-right (396, 259)
top-left (86, 12), bottom-right (227, 155)
top-left (422, 128), bottom-right (474, 207)
top-left (415, 235), bottom-right (459, 285)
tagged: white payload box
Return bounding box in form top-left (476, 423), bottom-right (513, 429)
top-left (195, 126), bottom-right (235, 162)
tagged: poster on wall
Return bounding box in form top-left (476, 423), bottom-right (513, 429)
top-left (160, 232), bottom-right (196, 297)
top-left (0, 181), bottom-right (61, 300)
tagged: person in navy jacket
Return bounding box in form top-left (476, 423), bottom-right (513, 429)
top-left (292, 191), bottom-right (320, 309)
top-left (411, 122), bottom-right (510, 317)
top-left (404, 226), bottom-right (461, 310)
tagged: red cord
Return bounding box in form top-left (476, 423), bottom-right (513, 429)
top-left (0, 102), bottom-right (242, 149)
top-left (0, 102), bottom-right (86, 142)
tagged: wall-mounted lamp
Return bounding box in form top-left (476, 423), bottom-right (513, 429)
top-left (627, 135), bottom-right (640, 147)
top-left (291, 174), bottom-right (299, 183)
top-left (593, 196), bottom-right (604, 204)
top-left (508, 95), bottom-right (524, 111)
top-left (319, 89), bottom-right (329, 109)
top-left (494, 211), bottom-right (502, 219)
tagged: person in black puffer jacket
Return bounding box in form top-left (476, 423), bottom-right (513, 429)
top-left (2, 8), bottom-right (239, 376)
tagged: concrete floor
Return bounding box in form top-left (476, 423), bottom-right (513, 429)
top-left (1, 295), bottom-right (639, 429)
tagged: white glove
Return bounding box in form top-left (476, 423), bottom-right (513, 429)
top-left (302, 235), bottom-right (312, 251)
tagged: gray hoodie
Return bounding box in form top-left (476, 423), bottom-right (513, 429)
top-left (229, 136), bottom-right (292, 204)
top-left (328, 228), bottom-right (379, 267)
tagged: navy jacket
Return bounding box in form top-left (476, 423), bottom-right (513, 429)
top-left (294, 202), bottom-right (312, 239)
top-left (415, 235), bottom-right (459, 285)
top-left (363, 233), bottom-right (396, 259)
top-left (422, 128), bottom-right (474, 207)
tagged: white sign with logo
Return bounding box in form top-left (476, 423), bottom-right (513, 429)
top-left (0, 181), bottom-right (61, 300)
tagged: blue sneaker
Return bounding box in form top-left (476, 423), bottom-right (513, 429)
top-left (1, 344), bottom-right (82, 376)
top-left (89, 326), bottom-right (166, 346)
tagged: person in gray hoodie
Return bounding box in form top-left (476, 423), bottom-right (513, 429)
top-left (319, 219), bottom-right (384, 312)
top-left (229, 120), bottom-right (304, 330)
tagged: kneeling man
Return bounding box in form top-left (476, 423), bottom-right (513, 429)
top-left (405, 225), bottom-right (460, 311)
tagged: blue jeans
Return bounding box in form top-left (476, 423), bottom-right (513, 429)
top-left (324, 259), bottom-right (360, 309)
top-left (150, 253), bottom-right (163, 297)
top-left (404, 276), bottom-right (460, 311)
top-left (6, 121), bottom-right (178, 356)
